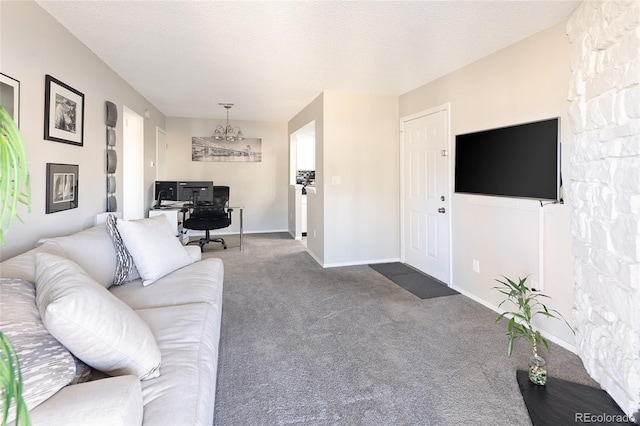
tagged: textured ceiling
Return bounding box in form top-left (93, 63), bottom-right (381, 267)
top-left (36, 1), bottom-right (580, 122)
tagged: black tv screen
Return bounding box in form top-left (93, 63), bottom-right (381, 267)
top-left (454, 118), bottom-right (560, 201)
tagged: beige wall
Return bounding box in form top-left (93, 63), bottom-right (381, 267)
top-left (400, 21), bottom-right (576, 348)
top-left (164, 117), bottom-right (288, 234)
top-left (322, 91), bottom-right (400, 266)
top-left (0, 1), bottom-right (166, 261)
top-left (289, 92), bottom-right (400, 267)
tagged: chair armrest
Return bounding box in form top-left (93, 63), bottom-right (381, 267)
top-left (28, 376), bottom-right (142, 426)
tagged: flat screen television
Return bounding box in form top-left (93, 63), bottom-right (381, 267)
top-left (454, 118), bottom-right (561, 201)
top-left (178, 181), bottom-right (214, 204)
top-left (154, 181), bottom-right (178, 208)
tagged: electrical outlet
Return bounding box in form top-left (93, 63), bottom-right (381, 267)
top-left (473, 259), bottom-right (480, 273)
top-left (313, 229), bottom-right (317, 238)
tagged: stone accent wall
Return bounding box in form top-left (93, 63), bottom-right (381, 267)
top-left (566, 0), bottom-right (640, 420)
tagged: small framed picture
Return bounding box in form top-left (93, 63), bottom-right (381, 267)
top-left (46, 163), bottom-right (79, 214)
top-left (44, 75), bottom-right (84, 146)
top-left (1, 73), bottom-right (20, 126)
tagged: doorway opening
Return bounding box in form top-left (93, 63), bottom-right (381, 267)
top-left (156, 127), bottom-right (167, 181)
top-left (122, 106), bottom-right (144, 220)
top-left (288, 122), bottom-right (315, 240)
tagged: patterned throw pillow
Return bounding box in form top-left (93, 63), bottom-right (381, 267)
top-left (0, 278), bottom-right (76, 423)
top-left (69, 356), bottom-right (93, 385)
top-left (106, 214), bottom-right (140, 285)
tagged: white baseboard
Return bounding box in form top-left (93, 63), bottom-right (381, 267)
top-left (450, 284), bottom-right (577, 354)
top-left (322, 257), bottom-right (401, 268)
top-left (188, 228), bottom-right (289, 237)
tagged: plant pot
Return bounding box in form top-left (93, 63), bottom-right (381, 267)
top-left (529, 355), bottom-right (547, 385)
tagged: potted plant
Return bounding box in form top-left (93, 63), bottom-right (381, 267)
top-left (494, 275), bottom-right (572, 385)
top-left (1, 105), bottom-right (31, 425)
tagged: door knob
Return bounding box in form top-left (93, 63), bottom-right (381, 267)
top-left (438, 207), bottom-right (446, 214)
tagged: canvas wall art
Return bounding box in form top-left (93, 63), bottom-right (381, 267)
top-left (191, 137), bottom-right (262, 162)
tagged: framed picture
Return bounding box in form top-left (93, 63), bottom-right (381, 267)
top-left (44, 75), bottom-right (84, 146)
top-left (46, 163), bottom-right (79, 214)
top-left (0, 73), bottom-right (20, 126)
top-left (191, 137), bottom-right (263, 162)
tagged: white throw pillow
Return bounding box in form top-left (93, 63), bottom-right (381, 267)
top-left (116, 215), bottom-right (194, 286)
top-left (34, 252), bottom-right (161, 380)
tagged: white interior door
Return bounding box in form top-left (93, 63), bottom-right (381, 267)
top-left (156, 127), bottom-right (167, 180)
top-left (122, 106), bottom-right (144, 220)
top-left (402, 108), bottom-right (450, 283)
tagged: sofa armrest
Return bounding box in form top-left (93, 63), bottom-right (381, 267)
top-left (184, 245), bottom-right (202, 262)
top-left (27, 375), bottom-right (143, 426)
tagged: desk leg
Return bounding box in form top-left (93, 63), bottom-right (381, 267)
top-left (239, 208), bottom-right (244, 252)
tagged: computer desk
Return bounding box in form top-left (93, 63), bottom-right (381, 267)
top-left (150, 204), bottom-right (244, 252)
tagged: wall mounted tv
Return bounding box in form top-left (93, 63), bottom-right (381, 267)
top-left (454, 118), bottom-right (561, 202)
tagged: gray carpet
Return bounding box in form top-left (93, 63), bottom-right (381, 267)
top-left (206, 233), bottom-right (598, 426)
top-left (369, 262), bottom-right (459, 299)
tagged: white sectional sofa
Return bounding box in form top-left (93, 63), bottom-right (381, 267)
top-left (0, 215), bottom-right (224, 425)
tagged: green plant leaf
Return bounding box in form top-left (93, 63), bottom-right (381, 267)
top-left (0, 106), bottom-right (31, 246)
top-left (493, 273), bottom-right (573, 358)
top-left (1, 332), bottom-right (31, 425)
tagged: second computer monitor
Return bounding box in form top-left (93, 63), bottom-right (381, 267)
top-left (178, 181), bottom-right (214, 204)
top-left (155, 181), bottom-right (179, 202)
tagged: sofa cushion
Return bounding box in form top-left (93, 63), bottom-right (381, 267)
top-left (37, 224), bottom-right (117, 288)
top-left (105, 214), bottom-right (141, 285)
top-left (110, 257), bottom-right (224, 310)
top-left (0, 278), bottom-right (76, 423)
top-left (28, 375), bottom-right (143, 426)
top-left (136, 303), bottom-right (221, 426)
top-left (116, 215), bottom-right (194, 286)
top-left (35, 253), bottom-right (161, 380)
top-left (0, 248), bottom-right (39, 282)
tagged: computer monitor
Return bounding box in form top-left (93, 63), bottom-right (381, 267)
top-left (178, 181), bottom-right (214, 204)
top-left (154, 181), bottom-right (178, 208)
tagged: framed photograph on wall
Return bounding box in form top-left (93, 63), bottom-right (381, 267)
top-left (46, 163), bottom-right (79, 214)
top-left (1, 73), bottom-right (20, 126)
top-left (191, 137), bottom-right (263, 162)
top-left (44, 75), bottom-right (84, 146)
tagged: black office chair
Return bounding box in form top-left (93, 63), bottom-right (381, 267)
top-left (183, 186), bottom-right (232, 251)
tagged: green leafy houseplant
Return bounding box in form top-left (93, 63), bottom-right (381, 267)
top-left (0, 105), bottom-right (31, 246)
top-left (1, 332), bottom-right (30, 425)
top-left (494, 275), bottom-right (572, 385)
top-left (0, 106), bottom-right (31, 424)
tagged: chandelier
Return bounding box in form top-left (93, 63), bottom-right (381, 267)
top-left (213, 103), bottom-right (244, 141)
